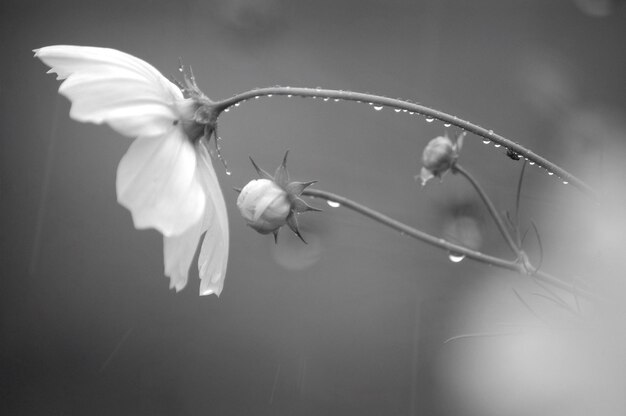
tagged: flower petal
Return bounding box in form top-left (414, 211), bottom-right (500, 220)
top-left (34, 45), bottom-right (183, 138)
top-left (163, 217), bottom-right (204, 292)
top-left (116, 128), bottom-right (205, 236)
top-left (195, 145), bottom-right (229, 297)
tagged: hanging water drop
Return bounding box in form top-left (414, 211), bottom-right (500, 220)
top-left (444, 123), bottom-right (451, 127)
top-left (425, 117), bottom-right (435, 122)
top-left (562, 181), bottom-right (569, 185)
top-left (494, 143), bottom-right (501, 148)
top-left (394, 109), bottom-right (401, 113)
top-left (268, 94), bottom-right (273, 97)
top-left (234, 102), bottom-right (240, 107)
top-left (448, 252), bottom-right (466, 263)
top-left (254, 96), bottom-right (260, 99)
top-left (409, 111), bottom-right (415, 115)
top-left (287, 94), bottom-right (292, 98)
top-left (548, 172), bottom-right (554, 176)
top-left (529, 161), bottom-right (535, 165)
top-left (327, 200), bottom-right (341, 208)
top-left (224, 108), bottom-right (230, 112)
top-left (373, 106), bottom-right (383, 111)
top-left (334, 98), bottom-right (340, 102)
top-left (226, 170), bottom-right (232, 176)
top-left (482, 139), bottom-right (491, 144)
top-left (402, 109), bottom-right (408, 113)
top-left (323, 97), bottom-right (330, 102)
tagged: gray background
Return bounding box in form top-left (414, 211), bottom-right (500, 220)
top-left (2, 0), bottom-right (626, 415)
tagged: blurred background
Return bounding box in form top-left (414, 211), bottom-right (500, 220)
top-left (2, 0), bottom-right (626, 415)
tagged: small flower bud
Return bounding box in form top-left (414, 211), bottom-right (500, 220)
top-left (238, 152), bottom-right (320, 243)
top-left (237, 179), bottom-right (291, 234)
top-left (419, 133), bottom-right (463, 185)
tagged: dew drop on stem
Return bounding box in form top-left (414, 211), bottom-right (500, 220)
top-left (425, 117), bottom-right (435, 122)
top-left (448, 252), bottom-right (466, 263)
top-left (327, 200), bottom-right (341, 208)
top-left (373, 106), bottom-right (383, 111)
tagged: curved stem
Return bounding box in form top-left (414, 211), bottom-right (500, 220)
top-left (214, 87), bottom-right (594, 197)
top-left (302, 187), bottom-right (597, 301)
top-left (453, 163), bottom-right (521, 258)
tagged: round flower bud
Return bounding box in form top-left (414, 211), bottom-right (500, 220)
top-left (419, 133), bottom-right (463, 186)
top-left (423, 135), bottom-right (455, 173)
top-left (237, 179), bottom-right (291, 234)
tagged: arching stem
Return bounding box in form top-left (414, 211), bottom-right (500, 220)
top-left (214, 87), bottom-right (594, 197)
top-left (302, 187), bottom-right (597, 301)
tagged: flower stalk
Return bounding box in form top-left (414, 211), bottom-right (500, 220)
top-left (302, 187), bottom-right (597, 301)
top-left (214, 87), bottom-right (594, 197)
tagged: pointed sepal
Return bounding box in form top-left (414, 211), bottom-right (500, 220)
top-left (291, 196), bottom-right (322, 213)
top-left (285, 180), bottom-right (317, 196)
top-left (249, 156), bottom-right (273, 179)
top-left (273, 151), bottom-right (290, 187)
top-left (286, 213), bottom-right (307, 244)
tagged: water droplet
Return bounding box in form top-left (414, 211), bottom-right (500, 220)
top-left (267, 94), bottom-right (273, 97)
top-left (488, 130), bottom-right (494, 135)
top-left (494, 144), bottom-right (501, 148)
top-left (562, 181), bottom-right (569, 185)
top-left (287, 94), bottom-right (292, 98)
top-left (368, 102), bottom-right (373, 106)
top-left (548, 172), bottom-right (554, 176)
top-left (254, 96), bottom-right (260, 99)
top-left (224, 108), bottom-right (230, 112)
top-left (409, 111), bottom-right (415, 115)
top-left (482, 139), bottom-right (491, 144)
top-left (234, 103), bottom-right (240, 107)
top-left (394, 109), bottom-right (401, 113)
top-left (373, 106), bottom-right (383, 111)
top-left (425, 117), bottom-right (435, 123)
top-left (402, 109), bottom-right (408, 113)
top-left (327, 200), bottom-right (341, 208)
top-left (323, 97), bottom-right (330, 102)
top-left (448, 253), bottom-right (466, 263)
top-left (333, 98), bottom-right (340, 102)
top-left (529, 161), bottom-right (535, 165)
top-left (444, 123), bottom-right (451, 127)
top-left (226, 170), bottom-right (232, 176)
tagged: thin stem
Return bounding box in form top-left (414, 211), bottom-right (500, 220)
top-left (302, 187), bottom-right (598, 301)
top-left (214, 87), bottom-right (594, 197)
top-left (453, 163), bottom-right (520, 258)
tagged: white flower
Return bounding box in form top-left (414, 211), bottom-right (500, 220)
top-left (35, 45), bottom-right (229, 296)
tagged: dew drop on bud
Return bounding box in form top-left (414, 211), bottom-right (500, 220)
top-left (448, 252), bottom-right (466, 263)
top-left (373, 106), bottom-right (383, 111)
top-left (327, 200), bottom-right (341, 208)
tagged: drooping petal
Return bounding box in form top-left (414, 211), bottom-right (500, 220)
top-left (195, 145), bottom-right (229, 297)
top-left (116, 128), bottom-right (205, 237)
top-left (163, 216), bottom-right (205, 292)
top-left (34, 45), bottom-right (183, 138)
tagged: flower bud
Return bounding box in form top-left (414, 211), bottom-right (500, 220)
top-left (419, 133), bottom-right (463, 185)
top-left (237, 179), bottom-right (291, 234)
